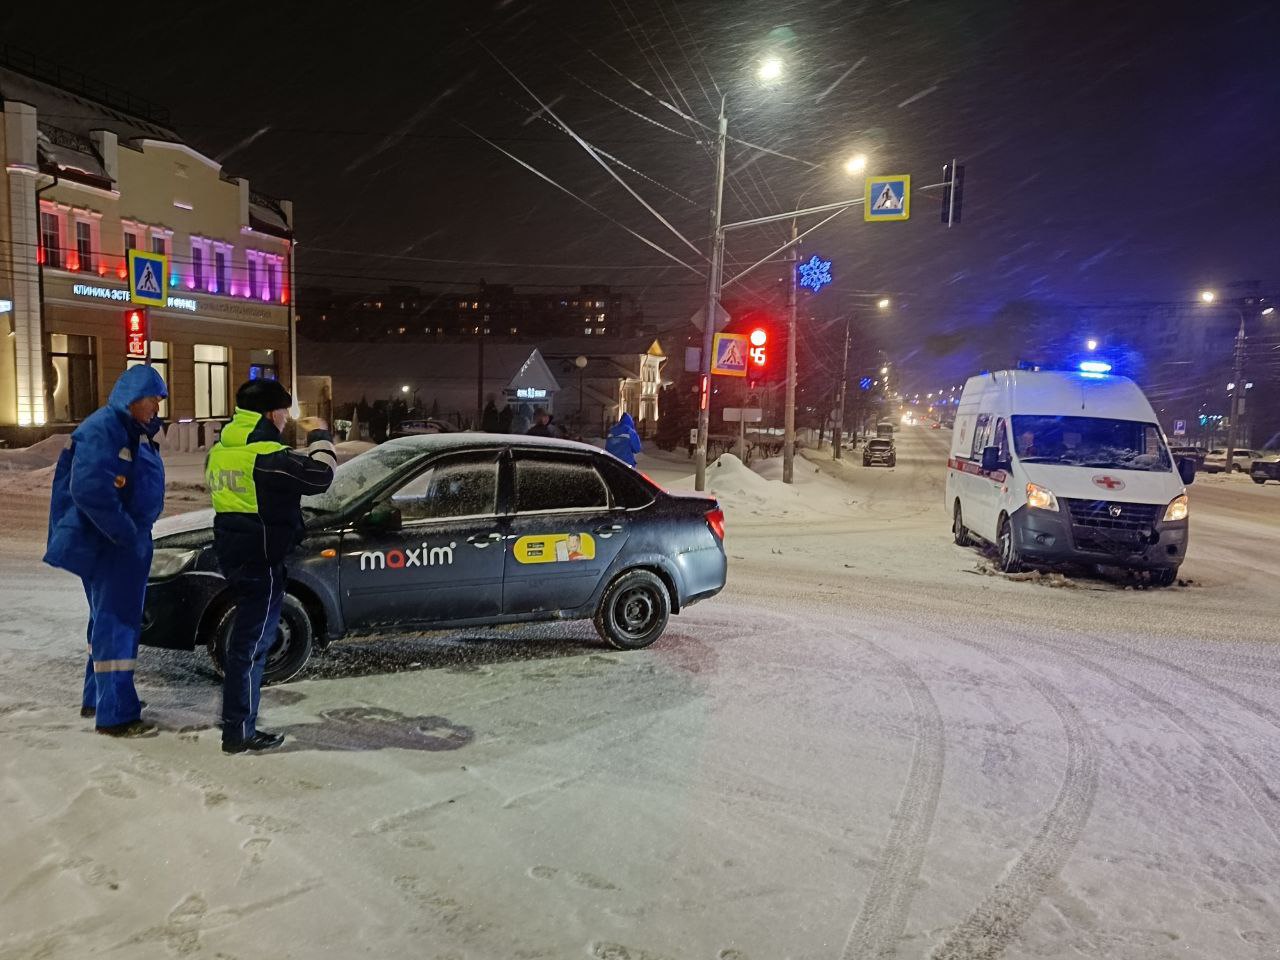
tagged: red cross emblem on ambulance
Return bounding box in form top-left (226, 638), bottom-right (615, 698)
top-left (1092, 475), bottom-right (1125, 491)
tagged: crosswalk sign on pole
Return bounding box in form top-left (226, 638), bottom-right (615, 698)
top-left (128, 249), bottom-right (168, 307)
top-left (864, 175), bottom-right (911, 222)
top-left (711, 333), bottom-right (749, 378)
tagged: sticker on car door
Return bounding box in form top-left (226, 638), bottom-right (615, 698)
top-left (513, 533), bottom-right (596, 563)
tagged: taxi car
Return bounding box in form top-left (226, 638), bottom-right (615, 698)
top-left (142, 435), bottom-right (727, 683)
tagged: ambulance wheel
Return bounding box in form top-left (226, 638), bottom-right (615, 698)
top-left (205, 592), bottom-right (315, 685)
top-left (953, 502), bottom-right (972, 547)
top-left (997, 514), bottom-right (1023, 573)
top-left (594, 570), bottom-right (671, 650)
top-left (1152, 566), bottom-right (1180, 587)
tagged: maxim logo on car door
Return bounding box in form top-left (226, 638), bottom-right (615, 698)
top-left (360, 541), bottom-right (457, 571)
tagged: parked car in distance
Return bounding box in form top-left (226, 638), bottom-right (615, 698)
top-left (863, 438), bottom-right (896, 467)
top-left (1249, 453), bottom-right (1280, 484)
top-left (1168, 445), bottom-right (1205, 470)
top-left (142, 435), bottom-right (728, 683)
top-left (1201, 448), bottom-right (1264, 473)
top-left (391, 418), bottom-right (457, 438)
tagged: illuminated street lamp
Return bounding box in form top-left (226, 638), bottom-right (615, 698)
top-left (877, 297), bottom-right (891, 310)
top-left (1086, 338), bottom-right (1099, 351)
top-left (845, 153), bottom-right (868, 175)
top-left (400, 384), bottom-right (410, 394)
top-left (757, 57), bottom-right (784, 83)
top-left (1200, 290), bottom-right (1216, 303)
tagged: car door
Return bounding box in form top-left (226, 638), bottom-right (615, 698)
top-left (502, 451), bottom-right (631, 615)
top-left (340, 451), bottom-right (506, 629)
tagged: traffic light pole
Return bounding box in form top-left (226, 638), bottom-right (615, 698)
top-left (783, 219), bottom-right (798, 484)
top-left (1224, 307), bottom-right (1246, 473)
top-left (694, 98), bottom-right (728, 492)
top-left (833, 315), bottom-right (851, 460)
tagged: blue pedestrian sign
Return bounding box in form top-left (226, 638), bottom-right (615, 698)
top-left (864, 175), bottom-right (911, 221)
top-left (128, 249), bottom-right (168, 307)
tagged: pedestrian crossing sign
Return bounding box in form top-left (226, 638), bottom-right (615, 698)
top-left (128, 249), bottom-right (168, 307)
top-left (864, 175), bottom-right (911, 221)
top-left (711, 333), bottom-right (749, 378)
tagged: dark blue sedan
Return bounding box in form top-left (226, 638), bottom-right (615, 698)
top-left (142, 435), bottom-right (727, 683)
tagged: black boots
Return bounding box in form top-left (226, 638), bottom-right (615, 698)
top-left (222, 731), bottom-right (286, 754)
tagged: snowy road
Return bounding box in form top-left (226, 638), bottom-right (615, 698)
top-left (2, 430), bottom-right (1278, 959)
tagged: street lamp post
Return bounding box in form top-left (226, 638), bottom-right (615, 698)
top-left (832, 315), bottom-right (851, 460)
top-left (694, 97), bottom-right (728, 493)
top-left (575, 355), bottom-right (588, 433)
top-left (1200, 290), bottom-right (1255, 474)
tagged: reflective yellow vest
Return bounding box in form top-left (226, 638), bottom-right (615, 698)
top-left (206, 408), bottom-right (289, 514)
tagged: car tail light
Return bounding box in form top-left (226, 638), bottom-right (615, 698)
top-left (705, 507), bottom-right (725, 541)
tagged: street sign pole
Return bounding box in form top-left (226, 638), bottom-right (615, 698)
top-left (695, 96), bottom-right (727, 492)
top-left (833, 316), bottom-right (851, 460)
top-left (783, 218), bottom-right (798, 484)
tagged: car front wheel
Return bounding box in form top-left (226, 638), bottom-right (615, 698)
top-left (1253, 477), bottom-right (1267, 485)
top-left (998, 514), bottom-right (1023, 573)
top-left (594, 570), bottom-right (671, 650)
top-left (206, 591), bottom-right (316, 685)
top-left (953, 502), bottom-right (972, 547)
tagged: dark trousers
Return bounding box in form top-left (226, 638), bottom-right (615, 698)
top-left (220, 561), bottom-right (285, 745)
top-left (80, 544), bottom-right (150, 727)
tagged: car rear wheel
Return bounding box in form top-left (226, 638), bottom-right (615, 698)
top-left (205, 592), bottom-right (315, 685)
top-left (998, 514), bottom-right (1023, 573)
top-left (953, 502), bottom-right (972, 547)
top-left (594, 570), bottom-right (671, 650)
top-left (1253, 477), bottom-right (1267, 485)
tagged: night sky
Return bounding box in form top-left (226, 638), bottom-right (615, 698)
top-left (4, 0), bottom-right (1277, 394)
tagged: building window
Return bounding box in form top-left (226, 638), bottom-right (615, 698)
top-left (123, 229), bottom-right (138, 252)
top-left (194, 344), bottom-right (229, 418)
top-left (151, 235), bottom-right (167, 256)
top-left (214, 249), bottom-right (228, 293)
top-left (248, 348), bottom-right (277, 382)
top-left (126, 342), bottom-right (169, 418)
top-left (40, 211), bottom-right (62, 268)
top-left (191, 244), bottom-right (204, 289)
top-left (46, 333), bottom-right (97, 421)
top-left (583, 328), bottom-right (593, 336)
top-left (247, 254), bottom-right (258, 298)
top-left (266, 258), bottom-right (281, 301)
top-left (74, 220), bottom-right (93, 272)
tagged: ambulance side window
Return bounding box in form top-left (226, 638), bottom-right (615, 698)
top-left (970, 413), bottom-right (992, 459)
top-left (994, 418), bottom-right (1011, 461)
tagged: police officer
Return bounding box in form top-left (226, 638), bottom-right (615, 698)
top-left (206, 379), bottom-right (336, 754)
top-left (45, 364), bottom-right (168, 737)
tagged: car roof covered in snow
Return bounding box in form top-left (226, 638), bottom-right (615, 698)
top-left (379, 433), bottom-right (603, 457)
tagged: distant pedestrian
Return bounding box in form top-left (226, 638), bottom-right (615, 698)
top-left (481, 397), bottom-right (500, 433)
top-left (527, 408), bottom-right (553, 437)
top-left (605, 412), bottom-right (643, 467)
top-left (206, 379), bottom-right (336, 754)
top-left (497, 404), bottom-right (514, 434)
top-left (45, 364), bottom-right (169, 737)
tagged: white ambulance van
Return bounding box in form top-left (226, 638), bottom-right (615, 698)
top-left (946, 366), bottom-right (1195, 584)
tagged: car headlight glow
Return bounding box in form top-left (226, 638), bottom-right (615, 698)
top-left (1026, 482), bottom-right (1058, 511)
top-left (1163, 494), bottom-right (1189, 522)
top-left (150, 548), bottom-right (198, 580)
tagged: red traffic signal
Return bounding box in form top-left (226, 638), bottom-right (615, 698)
top-left (749, 328), bottom-right (768, 366)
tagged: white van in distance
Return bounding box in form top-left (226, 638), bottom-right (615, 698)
top-left (946, 366), bottom-right (1195, 585)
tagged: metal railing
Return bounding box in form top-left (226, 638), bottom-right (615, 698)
top-left (1, 45), bottom-right (172, 128)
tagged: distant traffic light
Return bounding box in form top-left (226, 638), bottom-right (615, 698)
top-left (749, 328), bottom-right (768, 367)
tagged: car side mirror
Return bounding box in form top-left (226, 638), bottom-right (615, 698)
top-left (981, 445), bottom-right (1000, 473)
top-left (1177, 458), bottom-right (1196, 486)
top-left (360, 503), bottom-right (402, 532)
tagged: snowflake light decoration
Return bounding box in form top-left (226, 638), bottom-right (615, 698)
top-left (797, 254), bottom-right (833, 293)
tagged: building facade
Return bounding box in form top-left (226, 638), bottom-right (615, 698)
top-left (0, 57), bottom-right (294, 442)
top-left (299, 283), bottom-right (650, 343)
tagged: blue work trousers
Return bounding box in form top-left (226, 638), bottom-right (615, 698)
top-left (220, 562), bottom-right (285, 745)
top-left (80, 543), bottom-right (151, 727)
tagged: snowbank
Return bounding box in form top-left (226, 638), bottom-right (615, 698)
top-left (0, 433), bottom-right (69, 470)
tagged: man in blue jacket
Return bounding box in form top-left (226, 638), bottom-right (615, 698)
top-left (207, 379), bottom-right (336, 754)
top-left (45, 364), bottom-right (168, 737)
top-left (605, 412), bottom-right (643, 467)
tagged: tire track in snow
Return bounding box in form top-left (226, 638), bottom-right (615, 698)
top-left (930, 639), bottom-right (1099, 960)
top-left (1030, 638), bottom-right (1280, 846)
top-left (836, 635), bottom-right (946, 960)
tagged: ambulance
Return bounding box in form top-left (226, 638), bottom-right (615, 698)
top-left (946, 365), bottom-right (1195, 584)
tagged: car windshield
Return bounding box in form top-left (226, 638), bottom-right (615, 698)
top-left (301, 446), bottom-right (423, 513)
top-left (1011, 415), bottom-right (1172, 472)
top-left (869, 440), bottom-right (891, 449)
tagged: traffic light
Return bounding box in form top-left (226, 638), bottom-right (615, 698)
top-left (749, 327), bottom-right (768, 368)
top-left (124, 309), bottom-right (148, 357)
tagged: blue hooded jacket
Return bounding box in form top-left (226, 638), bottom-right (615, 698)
top-left (44, 365), bottom-right (168, 577)
top-left (605, 412), bottom-right (643, 467)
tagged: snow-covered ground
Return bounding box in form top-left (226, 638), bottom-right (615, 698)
top-left (2, 429), bottom-right (1278, 959)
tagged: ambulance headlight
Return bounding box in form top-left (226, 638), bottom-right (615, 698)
top-left (1163, 494), bottom-right (1189, 522)
top-left (150, 548), bottom-right (198, 580)
top-left (1026, 482), bottom-right (1058, 511)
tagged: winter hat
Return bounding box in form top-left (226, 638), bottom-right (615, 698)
top-left (236, 378), bottom-right (293, 414)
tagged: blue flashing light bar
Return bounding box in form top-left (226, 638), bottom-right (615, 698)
top-left (1079, 360), bottom-right (1112, 374)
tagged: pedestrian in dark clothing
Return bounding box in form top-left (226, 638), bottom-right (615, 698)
top-left (481, 398), bottom-right (500, 433)
top-left (206, 379), bottom-right (336, 754)
top-left (526, 408), bottom-right (553, 436)
top-left (497, 404), bottom-right (514, 434)
top-left (605, 412), bottom-right (643, 467)
top-left (45, 364), bottom-right (168, 737)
